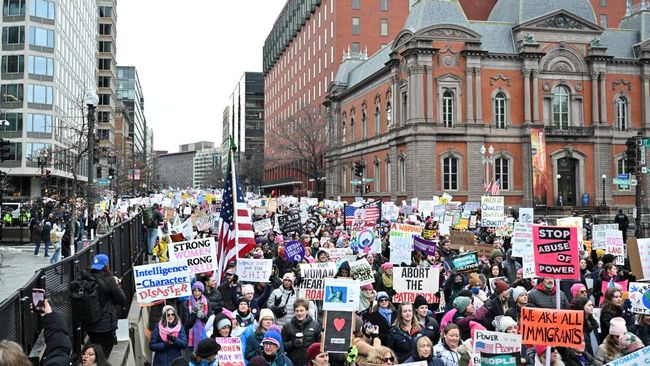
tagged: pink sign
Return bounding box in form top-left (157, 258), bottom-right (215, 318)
top-left (532, 226), bottom-right (580, 280)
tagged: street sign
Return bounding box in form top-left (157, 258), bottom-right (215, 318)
top-left (643, 167), bottom-right (648, 174)
top-left (613, 178), bottom-right (631, 185)
top-left (351, 181), bottom-right (361, 185)
top-left (642, 138), bottom-right (650, 147)
top-left (632, 179), bottom-right (638, 186)
top-left (97, 178), bottom-right (110, 186)
top-left (617, 173), bottom-right (630, 180)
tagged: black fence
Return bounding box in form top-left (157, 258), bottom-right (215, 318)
top-left (0, 213), bottom-right (146, 359)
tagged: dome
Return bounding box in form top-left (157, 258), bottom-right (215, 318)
top-left (403, 0), bottom-right (469, 33)
top-left (488, 0), bottom-right (596, 25)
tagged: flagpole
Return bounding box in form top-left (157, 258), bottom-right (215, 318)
top-left (230, 139), bottom-right (239, 260)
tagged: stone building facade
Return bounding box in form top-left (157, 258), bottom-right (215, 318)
top-left (324, 0), bottom-right (649, 209)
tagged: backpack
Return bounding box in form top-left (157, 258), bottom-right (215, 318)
top-left (33, 219), bottom-right (43, 235)
top-left (70, 275), bottom-right (105, 324)
top-left (143, 207), bottom-right (154, 227)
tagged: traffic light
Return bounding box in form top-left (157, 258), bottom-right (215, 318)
top-left (0, 138), bottom-right (11, 162)
top-left (93, 135), bottom-right (101, 164)
top-left (365, 184), bottom-right (370, 193)
top-left (354, 160), bottom-right (365, 177)
top-left (108, 167), bottom-right (115, 179)
top-left (625, 138), bottom-right (637, 174)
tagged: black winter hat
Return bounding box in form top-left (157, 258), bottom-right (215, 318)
top-left (413, 294), bottom-right (428, 309)
top-left (196, 338), bottom-right (221, 358)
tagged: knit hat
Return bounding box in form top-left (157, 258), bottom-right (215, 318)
top-left (619, 332), bottom-right (645, 354)
top-left (282, 272), bottom-right (295, 283)
top-left (361, 283), bottom-right (374, 291)
top-left (453, 296), bottom-right (472, 313)
top-left (192, 281), bottom-right (205, 292)
top-left (571, 283), bottom-right (586, 298)
top-left (381, 262), bottom-right (394, 272)
top-left (249, 356), bottom-right (268, 366)
top-left (511, 286), bottom-right (527, 302)
top-left (241, 284), bottom-right (255, 295)
top-left (307, 342), bottom-right (324, 360)
top-left (601, 254), bottom-right (616, 265)
top-left (491, 249), bottom-right (504, 260)
top-left (609, 317), bottom-right (627, 336)
top-left (216, 318), bottom-right (231, 331)
top-left (261, 329), bottom-right (283, 347)
top-left (469, 321), bottom-right (486, 339)
top-left (499, 316), bottom-right (518, 333)
top-left (258, 308), bottom-right (275, 322)
top-left (237, 297), bottom-right (250, 307)
top-left (493, 279), bottom-right (510, 295)
top-left (535, 345), bottom-right (548, 356)
top-left (377, 291), bottom-right (390, 301)
top-left (196, 338), bottom-right (221, 358)
top-left (413, 295), bottom-right (428, 309)
top-left (469, 273), bottom-right (481, 287)
top-left (161, 305), bottom-right (176, 318)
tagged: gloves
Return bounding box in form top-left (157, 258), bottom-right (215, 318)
top-left (167, 334), bottom-right (176, 344)
top-left (193, 302), bottom-right (203, 312)
top-left (623, 299), bottom-right (632, 312)
top-left (197, 309), bottom-right (205, 319)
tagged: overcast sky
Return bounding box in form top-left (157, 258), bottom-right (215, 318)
top-left (117, 1), bottom-right (286, 153)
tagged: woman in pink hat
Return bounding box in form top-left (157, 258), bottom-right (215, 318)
top-left (593, 317), bottom-right (627, 365)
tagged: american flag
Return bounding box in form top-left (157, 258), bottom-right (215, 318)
top-left (483, 179), bottom-right (492, 193)
top-left (344, 200), bottom-right (381, 229)
top-left (491, 178), bottom-right (501, 196)
top-left (216, 140), bottom-right (256, 280)
top-left (475, 341), bottom-right (495, 353)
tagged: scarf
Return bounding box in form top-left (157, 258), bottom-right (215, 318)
top-left (359, 290), bottom-right (376, 312)
top-left (188, 294), bottom-right (208, 349)
top-left (382, 272), bottom-right (393, 289)
top-left (158, 320), bottom-right (182, 343)
top-left (378, 307), bottom-right (393, 325)
top-left (236, 311), bottom-right (254, 327)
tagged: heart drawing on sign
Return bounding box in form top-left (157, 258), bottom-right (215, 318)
top-left (333, 318), bottom-right (346, 332)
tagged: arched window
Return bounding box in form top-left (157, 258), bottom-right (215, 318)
top-left (443, 156), bottom-right (459, 191)
top-left (386, 101), bottom-right (392, 127)
top-left (374, 104), bottom-right (381, 135)
top-left (616, 96), bottom-right (628, 131)
top-left (374, 161), bottom-right (381, 192)
top-left (350, 115), bottom-right (355, 142)
top-left (442, 90), bottom-right (454, 127)
top-left (494, 92), bottom-right (507, 129)
top-left (341, 167), bottom-right (347, 193)
top-left (494, 157), bottom-right (510, 190)
top-left (361, 107), bottom-right (367, 139)
top-left (552, 86), bottom-right (570, 130)
top-left (399, 156), bottom-right (406, 191)
top-left (341, 113), bottom-right (347, 143)
top-left (386, 159), bottom-right (392, 192)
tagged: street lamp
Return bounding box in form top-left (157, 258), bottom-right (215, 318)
top-left (601, 174), bottom-right (607, 206)
top-left (556, 174), bottom-right (562, 206)
top-left (481, 144), bottom-right (495, 194)
top-left (84, 89), bottom-right (99, 232)
top-left (37, 149), bottom-right (50, 196)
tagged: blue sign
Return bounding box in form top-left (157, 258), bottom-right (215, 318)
top-left (618, 173), bottom-right (630, 180)
top-left (284, 240), bottom-right (305, 263)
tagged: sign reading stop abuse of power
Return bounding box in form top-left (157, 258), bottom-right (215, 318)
top-left (532, 226), bottom-right (580, 280)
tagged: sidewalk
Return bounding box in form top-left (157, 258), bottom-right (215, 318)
top-left (0, 245), bottom-right (55, 302)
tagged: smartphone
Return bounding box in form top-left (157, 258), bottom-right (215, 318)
top-left (32, 288), bottom-right (46, 313)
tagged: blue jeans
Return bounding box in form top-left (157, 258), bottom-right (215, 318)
top-left (50, 243), bottom-right (61, 263)
top-left (34, 239), bottom-right (41, 255)
top-left (147, 227), bottom-right (158, 254)
top-left (35, 239), bottom-right (50, 256)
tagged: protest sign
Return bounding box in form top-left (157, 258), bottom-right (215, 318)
top-left (463, 201), bottom-right (480, 214)
top-left (322, 311), bottom-right (355, 354)
top-left (134, 261), bottom-right (191, 304)
top-left (637, 239), bottom-right (650, 279)
top-left (349, 259), bottom-right (374, 285)
top-left (474, 330), bottom-right (522, 354)
top-left (252, 218), bottom-right (272, 233)
top-left (167, 237), bottom-right (216, 274)
top-left (448, 252), bottom-right (479, 274)
top-left (422, 229), bottom-right (437, 240)
top-left (441, 193), bottom-right (453, 204)
top-left (479, 353), bottom-right (520, 366)
top-left (605, 229), bottom-right (625, 265)
top-left (449, 230), bottom-right (475, 251)
top-left (180, 219), bottom-right (194, 240)
top-left (519, 208), bottom-right (534, 224)
top-left (557, 216), bottom-right (584, 250)
top-left (522, 254), bottom-right (536, 279)
top-left (285, 240), bottom-right (305, 263)
top-left (598, 280), bottom-right (629, 306)
top-left (476, 243), bottom-right (495, 260)
top-left (511, 223), bottom-right (533, 258)
top-left (323, 278), bottom-right (360, 312)
top-left (629, 282), bottom-right (650, 314)
top-left (389, 223), bottom-right (421, 265)
top-left (419, 200), bottom-right (436, 217)
top-left (382, 202), bottom-right (400, 221)
top-left (392, 291), bottom-right (439, 304)
top-left (299, 262), bottom-right (337, 300)
top-left (393, 266), bottom-right (439, 294)
top-left (193, 212), bottom-right (212, 232)
top-left (520, 308), bottom-right (584, 348)
top-left (592, 224), bottom-right (617, 250)
top-left (604, 346), bottom-right (650, 366)
top-left (413, 236), bottom-right (437, 256)
top-left (277, 213), bottom-right (301, 233)
top-left (481, 196), bottom-right (505, 227)
top-left (325, 247), bottom-right (353, 262)
top-left (236, 258), bottom-right (272, 283)
top-left (351, 229), bottom-right (381, 255)
top-left (532, 226), bottom-right (580, 280)
top-left (214, 337), bottom-right (245, 366)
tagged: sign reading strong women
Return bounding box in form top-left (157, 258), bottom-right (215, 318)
top-left (532, 226), bottom-right (580, 280)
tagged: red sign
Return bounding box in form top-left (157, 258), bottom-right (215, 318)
top-left (532, 226), bottom-right (580, 280)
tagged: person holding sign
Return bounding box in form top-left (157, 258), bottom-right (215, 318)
top-left (149, 305), bottom-right (188, 366)
top-left (188, 338), bottom-right (220, 366)
top-left (533, 345), bottom-right (565, 366)
top-left (244, 308), bottom-right (275, 362)
top-left (528, 277), bottom-right (570, 309)
top-left (599, 287), bottom-right (633, 343)
top-left (386, 302), bottom-right (423, 363)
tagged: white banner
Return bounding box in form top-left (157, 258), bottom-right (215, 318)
top-left (168, 237), bottom-right (217, 274)
top-left (606, 229), bottom-right (625, 265)
top-left (389, 223), bottom-right (421, 265)
top-left (393, 266), bottom-right (439, 294)
top-left (134, 261), bottom-right (191, 304)
top-left (299, 262), bottom-right (337, 300)
top-left (592, 224), bottom-right (618, 250)
top-left (629, 282), bottom-right (650, 315)
top-left (323, 278), bottom-right (360, 312)
top-left (639, 238), bottom-right (650, 280)
top-left (349, 259), bottom-right (374, 285)
top-left (236, 258), bottom-right (272, 283)
top-left (473, 330), bottom-right (522, 354)
top-left (604, 346), bottom-right (650, 366)
top-left (519, 208), bottom-right (534, 224)
top-left (511, 223), bottom-right (533, 258)
top-left (253, 218), bottom-right (272, 233)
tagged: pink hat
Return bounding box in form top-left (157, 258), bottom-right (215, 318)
top-left (570, 283), bottom-right (586, 298)
top-left (469, 321), bottom-right (486, 339)
top-left (361, 283), bottom-right (374, 291)
top-left (609, 317), bottom-right (627, 336)
top-left (381, 262), bottom-right (394, 272)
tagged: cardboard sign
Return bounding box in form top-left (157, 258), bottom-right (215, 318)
top-left (592, 224), bottom-right (618, 250)
top-left (322, 311), bottom-right (354, 354)
top-left (532, 226), bottom-right (580, 280)
top-left (479, 353), bottom-right (520, 366)
top-left (167, 237), bottom-right (217, 274)
top-left (604, 346), bottom-right (650, 366)
top-left (323, 278), bottom-right (360, 312)
top-left (474, 330), bottom-right (522, 354)
top-left (236, 258), bottom-right (272, 283)
top-left (413, 236), bottom-right (437, 256)
top-left (629, 282), bottom-right (650, 314)
top-left (325, 248), bottom-right (353, 262)
top-left (134, 261), bottom-right (191, 304)
top-left (214, 337), bottom-right (245, 366)
top-left (285, 240), bottom-right (305, 263)
top-left (253, 218), bottom-right (272, 233)
top-left (393, 266), bottom-right (439, 294)
top-left (277, 213), bottom-right (301, 233)
top-left (606, 229), bottom-right (625, 265)
top-left (519, 208), bottom-right (534, 224)
top-left (299, 262), bottom-right (337, 300)
top-left (349, 259), bottom-right (374, 285)
top-left (448, 252), bottom-right (479, 274)
top-left (476, 243), bottom-right (495, 260)
top-left (449, 231), bottom-right (476, 251)
top-left (389, 223), bottom-right (421, 265)
top-left (556, 216), bottom-right (584, 251)
top-left (520, 308), bottom-right (584, 348)
top-left (628, 238), bottom-right (648, 280)
top-left (481, 196), bottom-right (505, 227)
top-left (511, 223), bottom-right (533, 258)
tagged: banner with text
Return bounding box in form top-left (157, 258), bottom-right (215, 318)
top-left (606, 229), bottom-right (625, 265)
top-left (349, 259), bottom-right (375, 285)
top-left (481, 196), bottom-right (505, 228)
top-left (393, 266), bottom-right (440, 301)
top-left (520, 308), bottom-right (584, 348)
top-left (214, 337), bottom-right (245, 366)
top-left (236, 258), bottom-right (272, 283)
top-left (604, 346), bottom-right (650, 366)
top-left (629, 282), bottom-right (650, 315)
top-left (474, 330), bottom-right (522, 354)
top-left (511, 223), bottom-right (533, 258)
top-left (299, 262), bottom-right (337, 300)
top-left (134, 261), bottom-right (192, 304)
top-left (389, 223), bottom-right (421, 265)
top-left (532, 226), bottom-right (580, 280)
top-left (167, 237), bottom-right (216, 275)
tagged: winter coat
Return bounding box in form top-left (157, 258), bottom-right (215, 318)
top-left (244, 329), bottom-right (265, 361)
top-left (149, 324), bottom-right (188, 366)
top-left (433, 340), bottom-right (461, 366)
top-left (41, 312), bottom-right (73, 366)
top-left (637, 323), bottom-right (650, 347)
top-left (204, 287), bottom-right (223, 314)
top-left (527, 284), bottom-right (570, 309)
top-left (217, 280), bottom-right (237, 311)
top-left (29, 217), bottom-right (41, 242)
top-left (419, 314), bottom-right (441, 346)
top-left (83, 270), bottom-right (127, 333)
top-left (267, 286), bottom-right (297, 327)
top-left (593, 343), bottom-right (621, 366)
top-left (501, 256), bottom-right (521, 284)
top-left (598, 306), bottom-right (633, 342)
top-left (41, 220), bottom-right (52, 241)
top-left (386, 325), bottom-right (422, 363)
top-left (365, 308), bottom-right (397, 345)
top-left (281, 315), bottom-right (321, 366)
top-left (403, 335), bottom-right (445, 366)
top-left (483, 295), bottom-right (511, 330)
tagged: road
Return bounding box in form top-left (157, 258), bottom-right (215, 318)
top-left (0, 245), bottom-right (55, 302)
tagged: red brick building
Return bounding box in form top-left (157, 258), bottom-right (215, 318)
top-left (323, 0), bottom-right (648, 210)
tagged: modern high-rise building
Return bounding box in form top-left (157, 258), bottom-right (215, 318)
top-left (0, 0), bottom-right (97, 198)
top-left (180, 141), bottom-right (213, 152)
top-left (193, 147), bottom-right (221, 189)
top-left (96, 0), bottom-right (117, 181)
top-left (222, 72), bottom-right (264, 191)
top-left (116, 66), bottom-right (146, 160)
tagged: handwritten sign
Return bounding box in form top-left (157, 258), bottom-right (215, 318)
top-left (285, 240), bottom-right (305, 263)
top-left (479, 353), bottom-right (520, 366)
top-left (134, 261), bottom-right (191, 304)
top-left (520, 308), bottom-right (584, 348)
top-left (253, 218), bottom-right (272, 233)
top-left (448, 252), bottom-right (479, 274)
top-left (474, 330), bottom-right (522, 354)
top-left (532, 226), bottom-right (580, 280)
top-left (168, 237), bottom-right (216, 274)
top-left (592, 224), bottom-right (618, 250)
top-left (519, 208), bottom-right (534, 224)
top-left (481, 196), bottom-right (505, 227)
top-left (214, 337), bottom-right (245, 366)
top-left (629, 282), bottom-right (650, 315)
top-left (323, 278), bottom-right (360, 312)
top-left (277, 213), bottom-right (301, 233)
top-left (511, 223), bottom-right (533, 258)
top-left (236, 259), bottom-right (272, 283)
top-left (299, 262), bottom-right (337, 300)
top-left (637, 239), bottom-right (650, 280)
top-left (393, 266), bottom-right (439, 294)
top-left (389, 223), bottom-right (421, 265)
top-left (349, 259), bottom-right (374, 285)
top-left (606, 229), bottom-right (625, 265)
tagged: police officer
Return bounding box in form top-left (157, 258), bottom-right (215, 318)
top-left (614, 209), bottom-right (629, 242)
